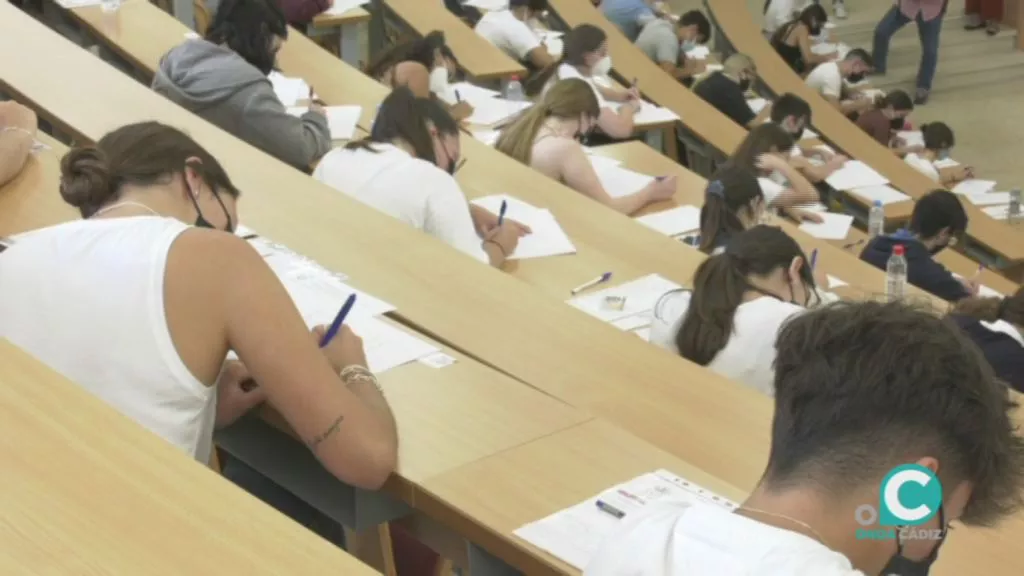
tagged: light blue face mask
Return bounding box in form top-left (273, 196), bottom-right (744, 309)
top-left (681, 40), bottom-right (698, 52)
top-left (937, 149), bottom-right (951, 160)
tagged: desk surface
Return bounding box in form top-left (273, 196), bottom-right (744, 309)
top-left (705, 0), bottom-right (1024, 264)
top-left (0, 133), bottom-right (78, 235)
top-left (312, 6), bottom-right (371, 27)
top-left (0, 339), bottom-right (378, 576)
top-left (383, 0), bottom-right (527, 81)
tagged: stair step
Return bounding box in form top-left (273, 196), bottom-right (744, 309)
top-left (872, 31), bottom-right (1019, 68)
top-left (870, 47), bottom-right (1024, 94)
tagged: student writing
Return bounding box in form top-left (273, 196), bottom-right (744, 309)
top-left (591, 300), bottom-right (1024, 575)
top-left (731, 123), bottom-right (824, 219)
top-left (0, 121), bottom-right (398, 489)
top-left (692, 163), bottom-right (764, 255)
top-left (474, 0), bottom-right (557, 71)
top-left (314, 88), bottom-right (526, 267)
top-left (770, 4), bottom-right (835, 75)
top-left (855, 89), bottom-right (916, 154)
top-left (769, 93), bottom-right (847, 183)
top-left (694, 54), bottom-right (772, 129)
top-left (495, 78), bottom-right (675, 214)
top-left (804, 49), bottom-right (875, 115)
top-left (152, 0), bottom-right (331, 171)
top-left (651, 225), bottom-right (835, 396)
top-left (904, 122), bottom-right (972, 186)
top-left (635, 10), bottom-right (711, 85)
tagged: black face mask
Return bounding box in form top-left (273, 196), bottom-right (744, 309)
top-left (188, 186), bottom-right (234, 232)
top-left (890, 117), bottom-right (905, 130)
top-left (848, 72), bottom-right (866, 83)
top-left (809, 22), bottom-right (822, 36)
top-left (880, 506), bottom-right (947, 576)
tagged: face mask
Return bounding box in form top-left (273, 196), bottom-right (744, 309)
top-left (809, 22), bottom-right (822, 36)
top-left (937, 149), bottom-right (951, 161)
top-left (890, 116), bottom-right (905, 130)
top-left (880, 507), bottom-right (947, 576)
top-left (429, 67), bottom-right (450, 95)
top-left (738, 77), bottom-right (752, 91)
top-left (848, 72), bottom-right (866, 83)
top-left (681, 39), bottom-right (698, 52)
top-left (592, 55), bottom-right (613, 77)
top-left (188, 184), bottom-right (233, 232)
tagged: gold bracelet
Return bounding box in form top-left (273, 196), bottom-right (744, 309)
top-left (340, 365), bottom-right (383, 393)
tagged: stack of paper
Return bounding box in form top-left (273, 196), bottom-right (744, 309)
top-left (268, 71), bottom-right (310, 107)
top-left (799, 212), bottom-right (854, 240)
top-left (465, 98), bottom-right (533, 126)
top-left (514, 470), bottom-right (738, 570)
top-left (851, 184), bottom-right (910, 206)
top-left (966, 191), bottom-right (1012, 206)
top-left (952, 179), bottom-right (997, 195)
top-left (826, 160), bottom-right (889, 190)
top-left (592, 164), bottom-right (656, 198)
top-left (471, 195), bottom-right (577, 259)
top-left (286, 105), bottom-right (362, 140)
top-left (635, 205), bottom-right (701, 237)
top-left (567, 274), bottom-right (682, 326)
top-left (323, 0), bottom-right (370, 16)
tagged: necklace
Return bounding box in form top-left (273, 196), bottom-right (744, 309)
top-left (92, 201), bottom-right (161, 218)
top-left (738, 507), bottom-right (829, 547)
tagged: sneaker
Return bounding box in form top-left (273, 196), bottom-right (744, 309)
top-left (913, 88), bottom-right (930, 105)
top-left (833, 0), bottom-right (848, 19)
top-left (986, 20), bottom-right (1000, 35)
top-left (964, 13), bottom-right (984, 29)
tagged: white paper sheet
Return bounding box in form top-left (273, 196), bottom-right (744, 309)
top-left (635, 205), bottom-right (701, 237)
top-left (567, 274), bottom-right (682, 323)
top-left (811, 42), bottom-right (849, 57)
top-left (827, 275), bottom-right (849, 288)
top-left (746, 98), bottom-right (769, 114)
top-left (268, 71), bottom-right (309, 107)
top-left (952, 273), bottom-right (1003, 299)
top-left (704, 63), bottom-right (724, 73)
top-left (347, 317), bottom-right (440, 373)
top-left (757, 177), bottom-right (785, 204)
top-left (850, 184), bottom-right (910, 206)
top-left (826, 160), bottom-right (889, 190)
top-left (465, 98), bottom-right (533, 126)
top-left (592, 164), bottom-right (656, 199)
top-left (952, 179), bottom-right (997, 196)
top-left (633, 327), bottom-right (651, 341)
top-left (801, 128), bottom-right (818, 140)
top-left (55, 0), bottom-right (102, 7)
top-left (440, 82), bottom-right (502, 106)
top-left (611, 311), bottom-right (652, 332)
top-left (464, 0), bottom-right (508, 9)
top-left (685, 45), bottom-right (711, 60)
top-left (609, 101), bottom-right (678, 126)
top-left (983, 205), bottom-right (1012, 220)
top-left (896, 130), bottom-right (924, 148)
top-left (472, 129), bottom-right (501, 147)
top-left (323, 0), bottom-right (370, 16)
top-left (799, 212), bottom-right (854, 240)
top-left (586, 154), bottom-right (624, 171)
top-left (287, 105), bottom-right (361, 140)
top-left (966, 192), bottom-right (1011, 206)
top-left (933, 158), bottom-right (960, 169)
top-left (514, 470), bottom-right (737, 571)
top-left (544, 37), bottom-right (564, 57)
top-left (470, 195), bottom-right (576, 259)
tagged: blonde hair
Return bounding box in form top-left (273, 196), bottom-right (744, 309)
top-left (494, 78), bottom-right (599, 165)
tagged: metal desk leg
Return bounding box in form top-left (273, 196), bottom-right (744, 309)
top-left (215, 415), bottom-right (411, 532)
top-left (467, 542), bottom-right (522, 576)
top-left (339, 22), bottom-right (363, 67)
top-left (172, 0), bottom-right (195, 28)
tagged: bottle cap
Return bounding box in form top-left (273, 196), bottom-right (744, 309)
top-left (873, 200), bottom-right (882, 207)
top-left (511, 75), bottom-right (521, 81)
top-left (893, 244), bottom-right (905, 256)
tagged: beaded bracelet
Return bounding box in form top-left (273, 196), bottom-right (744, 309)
top-left (1, 126), bottom-right (34, 138)
top-left (340, 365), bottom-right (383, 393)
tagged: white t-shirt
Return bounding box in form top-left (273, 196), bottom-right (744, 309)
top-left (0, 217), bottom-right (218, 463)
top-left (650, 292), bottom-right (803, 396)
top-left (904, 153), bottom-right (941, 182)
top-left (474, 9), bottom-right (542, 61)
top-left (585, 501), bottom-right (866, 576)
top-left (556, 64), bottom-right (610, 108)
top-left (805, 62), bottom-right (843, 98)
top-left (313, 143), bottom-right (489, 263)
top-left (764, 0), bottom-right (803, 34)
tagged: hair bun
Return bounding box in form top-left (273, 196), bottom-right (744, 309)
top-left (60, 146), bottom-right (112, 212)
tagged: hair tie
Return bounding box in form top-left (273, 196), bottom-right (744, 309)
top-left (997, 297), bottom-right (1010, 320)
top-left (706, 180), bottom-right (725, 200)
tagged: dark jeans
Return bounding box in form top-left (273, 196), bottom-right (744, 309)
top-left (872, 6), bottom-right (945, 91)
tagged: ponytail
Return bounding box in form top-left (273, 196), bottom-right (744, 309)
top-left (496, 78), bottom-right (599, 165)
top-left (698, 164), bottom-right (763, 254)
top-left (345, 87), bottom-right (455, 165)
top-left (495, 105), bottom-right (550, 164)
top-left (675, 255), bottom-right (752, 365)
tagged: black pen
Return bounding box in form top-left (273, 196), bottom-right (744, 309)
top-left (595, 500), bottom-right (626, 519)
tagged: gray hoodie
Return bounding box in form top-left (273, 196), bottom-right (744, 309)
top-left (152, 39), bottom-right (330, 170)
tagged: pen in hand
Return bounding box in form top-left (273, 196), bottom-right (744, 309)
top-left (320, 293), bottom-right (358, 348)
top-left (497, 199), bottom-right (508, 227)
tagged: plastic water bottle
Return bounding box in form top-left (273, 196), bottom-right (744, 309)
top-left (101, 0), bottom-right (121, 13)
top-left (504, 75), bottom-right (525, 102)
top-left (886, 244), bottom-right (907, 302)
top-left (868, 200), bottom-right (885, 238)
top-left (1009, 188), bottom-right (1021, 227)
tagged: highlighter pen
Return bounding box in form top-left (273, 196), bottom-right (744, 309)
top-left (571, 272), bottom-right (613, 295)
top-left (595, 500), bottom-right (626, 519)
top-left (497, 199), bottom-right (508, 227)
top-left (319, 293), bottom-right (358, 348)
top-left (810, 248), bottom-right (818, 271)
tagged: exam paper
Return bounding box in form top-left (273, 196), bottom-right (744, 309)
top-left (826, 160), bottom-right (889, 190)
top-left (608, 101), bottom-right (679, 126)
top-left (323, 0), bottom-right (370, 16)
top-left (464, 0), bottom-right (508, 9)
top-left (747, 98), bottom-right (770, 114)
top-left (465, 98), bottom-right (533, 126)
top-left (544, 37), bottom-right (564, 57)
top-left (592, 164), bottom-right (656, 199)
top-left (268, 71), bottom-right (309, 107)
top-left (470, 195), bottom-right (577, 259)
top-left (897, 130), bottom-right (925, 148)
top-left (348, 317), bottom-right (440, 373)
top-left (439, 82), bottom-right (501, 106)
top-left (827, 275), bottom-right (849, 288)
top-left (799, 212), bottom-right (854, 240)
top-left (610, 311), bottom-right (652, 332)
top-left (966, 192), bottom-right (1012, 206)
top-left (952, 179), bottom-right (997, 196)
top-left (983, 205), bottom-right (1012, 220)
top-left (953, 274), bottom-right (1003, 299)
top-left (685, 45), bottom-right (711, 60)
top-left (567, 274), bottom-right (682, 323)
top-left (933, 158), bottom-right (960, 169)
top-left (635, 205), bottom-right (701, 237)
top-left (801, 128), bottom-right (818, 140)
top-left (287, 106), bottom-right (361, 140)
top-left (633, 327), bottom-right (651, 341)
top-left (514, 470), bottom-right (737, 571)
top-left (850, 184), bottom-right (910, 206)
top-left (55, 0), bottom-right (102, 7)
top-left (586, 154), bottom-right (624, 171)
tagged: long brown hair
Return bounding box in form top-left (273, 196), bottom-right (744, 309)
top-left (525, 23), bottom-right (606, 96)
top-left (344, 87), bottom-right (459, 166)
top-left (671, 225), bottom-right (815, 366)
top-left (953, 287), bottom-right (1024, 325)
top-left (494, 78), bottom-right (599, 165)
top-left (698, 163), bottom-right (763, 253)
top-left (731, 123), bottom-right (795, 173)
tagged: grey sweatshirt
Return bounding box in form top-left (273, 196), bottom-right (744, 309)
top-left (152, 39), bottom-right (331, 170)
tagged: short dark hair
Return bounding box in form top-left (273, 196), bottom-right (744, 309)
top-left (679, 10), bottom-right (711, 43)
top-left (60, 122), bottom-right (240, 218)
top-left (909, 189), bottom-right (968, 240)
top-left (882, 89), bottom-right (914, 112)
top-left (845, 47), bottom-right (874, 67)
top-left (770, 93), bottom-right (811, 125)
top-left (563, 23), bottom-right (607, 67)
top-left (346, 87), bottom-right (459, 165)
top-left (766, 300), bottom-right (1024, 526)
top-left (731, 122), bottom-right (795, 171)
top-left (206, 0), bottom-right (287, 76)
top-left (920, 121), bottom-right (955, 151)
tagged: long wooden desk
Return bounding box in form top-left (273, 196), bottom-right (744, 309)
top-left (382, 0), bottom-right (526, 82)
top-left (705, 0), bottom-right (1024, 272)
top-left (0, 339), bottom-right (379, 575)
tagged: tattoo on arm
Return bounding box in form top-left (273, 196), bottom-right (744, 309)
top-left (306, 415), bottom-right (345, 450)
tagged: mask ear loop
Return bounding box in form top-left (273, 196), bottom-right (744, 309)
top-left (185, 160), bottom-right (233, 232)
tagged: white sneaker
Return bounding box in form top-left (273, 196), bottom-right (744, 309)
top-left (834, 0), bottom-right (848, 19)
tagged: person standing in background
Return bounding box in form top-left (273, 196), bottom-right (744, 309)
top-left (964, 0), bottom-right (1003, 35)
top-left (602, 0), bottom-right (666, 41)
top-left (872, 0), bottom-right (948, 105)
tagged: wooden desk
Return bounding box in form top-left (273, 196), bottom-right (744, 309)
top-left (0, 339), bottom-right (378, 575)
top-left (309, 7), bottom-right (372, 67)
top-left (705, 0), bottom-right (1024, 270)
top-left (383, 0), bottom-right (527, 82)
top-left (0, 133), bottom-right (78, 235)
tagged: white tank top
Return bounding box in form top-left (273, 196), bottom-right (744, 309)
top-left (0, 216), bottom-right (217, 463)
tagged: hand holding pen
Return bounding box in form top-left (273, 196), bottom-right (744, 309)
top-left (313, 295), bottom-right (368, 374)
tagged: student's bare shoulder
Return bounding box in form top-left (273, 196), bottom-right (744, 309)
top-left (169, 228), bottom-right (266, 275)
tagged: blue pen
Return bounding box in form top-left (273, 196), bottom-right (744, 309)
top-left (810, 249), bottom-right (818, 271)
top-left (497, 199), bottom-right (508, 227)
top-left (319, 293), bottom-right (357, 348)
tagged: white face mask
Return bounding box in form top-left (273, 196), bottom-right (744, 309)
top-left (429, 67), bottom-right (450, 95)
top-left (592, 55), bottom-right (612, 77)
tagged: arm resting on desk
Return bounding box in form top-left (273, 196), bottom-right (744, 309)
top-left (597, 105), bottom-right (637, 139)
top-left (241, 88), bottom-right (332, 170)
top-left (562, 143), bottom-right (656, 214)
top-left (0, 102), bottom-right (36, 187)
